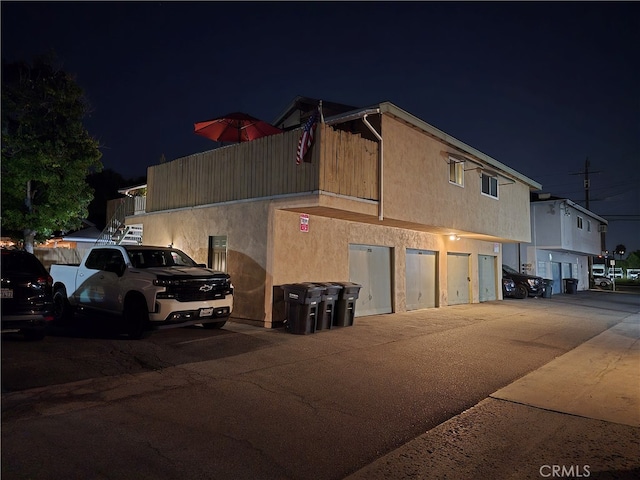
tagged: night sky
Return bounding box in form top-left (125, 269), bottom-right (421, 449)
top-left (2, 1), bottom-right (638, 254)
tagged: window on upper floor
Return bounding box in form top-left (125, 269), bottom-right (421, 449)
top-left (587, 220), bottom-right (591, 232)
top-left (481, 172), bottom-right (498, 198)
top-left (577, 216), bottom-right (583, 229)
top-left (449, 159), bottom-right (464, 187)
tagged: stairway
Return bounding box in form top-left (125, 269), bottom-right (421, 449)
top-left (96, 198), bottom-right (143, 246)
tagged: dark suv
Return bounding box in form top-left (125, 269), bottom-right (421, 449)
top-left (1, 249), bottom-right (54, 340)
top-left (502, 264), bottom-right (544, 299)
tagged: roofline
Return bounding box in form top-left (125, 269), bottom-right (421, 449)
top-left (531, 198), bottom-right (608, 224)
top-left (376, 102), bottom-right (542, 190)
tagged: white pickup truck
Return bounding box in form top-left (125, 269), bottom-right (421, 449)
top-left (50, 245), bottom-right (233, 338)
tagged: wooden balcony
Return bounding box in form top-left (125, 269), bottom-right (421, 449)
top-left (145, 124), bottom-right (379, 213)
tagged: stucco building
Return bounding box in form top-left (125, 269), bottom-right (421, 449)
top-left (502, 193), bottom-right (608, 293)
top-left (120, 98), bottom-right (542, 327)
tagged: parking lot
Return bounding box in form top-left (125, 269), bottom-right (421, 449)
top-left (2, 290), bottom-right (639, 480)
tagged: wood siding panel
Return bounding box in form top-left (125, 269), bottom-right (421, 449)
top-left (146, 124), bottom-right (379, 213)
top-left (318, 125), bottom-right (377, 200)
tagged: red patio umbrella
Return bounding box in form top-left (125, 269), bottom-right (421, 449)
top-left (194, 112), bottom-right (283, 143)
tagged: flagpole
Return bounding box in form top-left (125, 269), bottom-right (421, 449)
top-left (319, 100), bottom-right (325, 124)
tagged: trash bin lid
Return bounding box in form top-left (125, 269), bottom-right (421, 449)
top-left (333, 281), bottom-right (362, 295)
top-left (282, 283), bottom-right (324, 301)
top-left (313, 282), bottom-right (343, 296)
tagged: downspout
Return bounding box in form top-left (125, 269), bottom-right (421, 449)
top-left (362, 113), bottom-right (383, 221)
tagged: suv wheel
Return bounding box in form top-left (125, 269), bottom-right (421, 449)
top-left (23, 328), bottom-right (46, 341)
top-left (515, 284), bottom-right (528, 299)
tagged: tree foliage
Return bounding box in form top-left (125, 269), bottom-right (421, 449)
top-left (614, 244), bottom-right (627, 257)
top-left (1, 53), bottom-right (103, 251)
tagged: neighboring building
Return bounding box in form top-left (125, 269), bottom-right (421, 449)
top-left (118, 97), bottom-right (542, 327)
top-left (31, 222), bottom-right (102, 270)
top-left (502, 193), bottom-right (608, 294)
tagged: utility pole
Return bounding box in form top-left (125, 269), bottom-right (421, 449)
top-left (570, 157), bottom-right (601, 210)
top-left (570, 158), bottom-right (602, 288)
top-left (584, 157), bottom-right (590, 210)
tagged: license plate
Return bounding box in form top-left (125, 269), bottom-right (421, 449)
top-left (1, 288), bottom-right (13, 299)
top-left (200, 307), bottom-right (214, 317)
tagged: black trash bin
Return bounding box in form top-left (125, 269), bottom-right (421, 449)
top-left (333, 282), bottom-right (362, 327)
top-left (282, 283), bottom-right (323, 334)
top-left (542, 279), bottom-right (553, 298)
top-left (314, 283), bottom-right (343, 331)
top-left (563, 278), bottom-right (578, 294)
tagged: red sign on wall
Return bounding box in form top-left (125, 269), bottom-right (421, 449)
top-left (300, 214), bottom-right (309, 232)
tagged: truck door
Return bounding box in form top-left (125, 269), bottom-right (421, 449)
top-left (77, 248), bottom-right (124, 314)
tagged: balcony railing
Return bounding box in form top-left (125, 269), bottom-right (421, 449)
top-left (145, 124), bottom-right (379, 213)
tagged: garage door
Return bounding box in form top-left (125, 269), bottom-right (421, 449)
top-left (551, 262), bottom-right (562, 294)
top-left (406, 249), bottom-right (437, 310)
top-left (349, 244), bottom-right (392, 317)
top-left (447, 253), bottom-right (470, 305)
top-left (478, 255), bottom-right (497, 302)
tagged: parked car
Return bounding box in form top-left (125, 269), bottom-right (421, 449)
top-left (593, 276), bottom-right (612, 288)
top-left (502, 277), bottom-right (518, 298)
top-left (1, 249), bottom-right (54, 340)
top-left (502, 264), bottom-right (544, 299)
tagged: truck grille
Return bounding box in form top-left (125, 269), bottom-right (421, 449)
top-left (162, 280), bottom-right (232, 302)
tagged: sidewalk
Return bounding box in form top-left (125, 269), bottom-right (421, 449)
top-left (346, 308), bottom-right (640, 479)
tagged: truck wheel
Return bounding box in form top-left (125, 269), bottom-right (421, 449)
top-left (202, 318), bottom-right (228, 329)
top-left (515, 284), bottom-right (528, 299)
top-left (53, 288), bottom-right (74, 324)
top-left (124, 297), bottom-right (151, 339)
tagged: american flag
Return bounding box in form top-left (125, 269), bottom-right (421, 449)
top-left (296, 108), bottom-right (319, 165)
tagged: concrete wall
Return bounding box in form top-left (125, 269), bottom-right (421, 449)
top-left (135, 201), bottom-right (271, 325)
top-left (381, 115), bottom-right (532, 242)
top-left (134, 197), bottom-right (504, 327)
top-left (269, 205), bottom-right (503, 323)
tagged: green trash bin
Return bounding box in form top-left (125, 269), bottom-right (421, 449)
top-left (542, 279), bottom-right (553, 298)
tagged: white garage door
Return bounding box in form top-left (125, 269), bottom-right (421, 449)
top-left (406, 249), bottom-right (437, 310)
top-left (478, 255), bottom-right (497, 302)
top-left (349, 244), bottom-right (392, 317)
top-left (447, 253), bottom-right (470, 305)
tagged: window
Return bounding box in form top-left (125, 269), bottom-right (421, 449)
top-left (577, 216), bottom-right (583, 229)
top-left (587, 220), bottom-right (591, 232)
top-left (481, 173), bottom-right (498, 198)
top-left (449, 159), bottom-right (464, 186)
top-left (85, 248), bottom-right (124, 271)
top-left (208, 236), bottom-right (228, 272)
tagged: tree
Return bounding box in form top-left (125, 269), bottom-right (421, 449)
top-left (1, 53), bottom-right (103, 252)
top-left (614, 244), bottom-right (627, 261)
top-left (86, 169), bottom-right (146, 231)
top-left (625, 250), bottom-right (640, 268)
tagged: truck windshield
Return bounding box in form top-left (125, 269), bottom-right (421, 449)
top-left (127, 249), bottom-right (197, 268)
